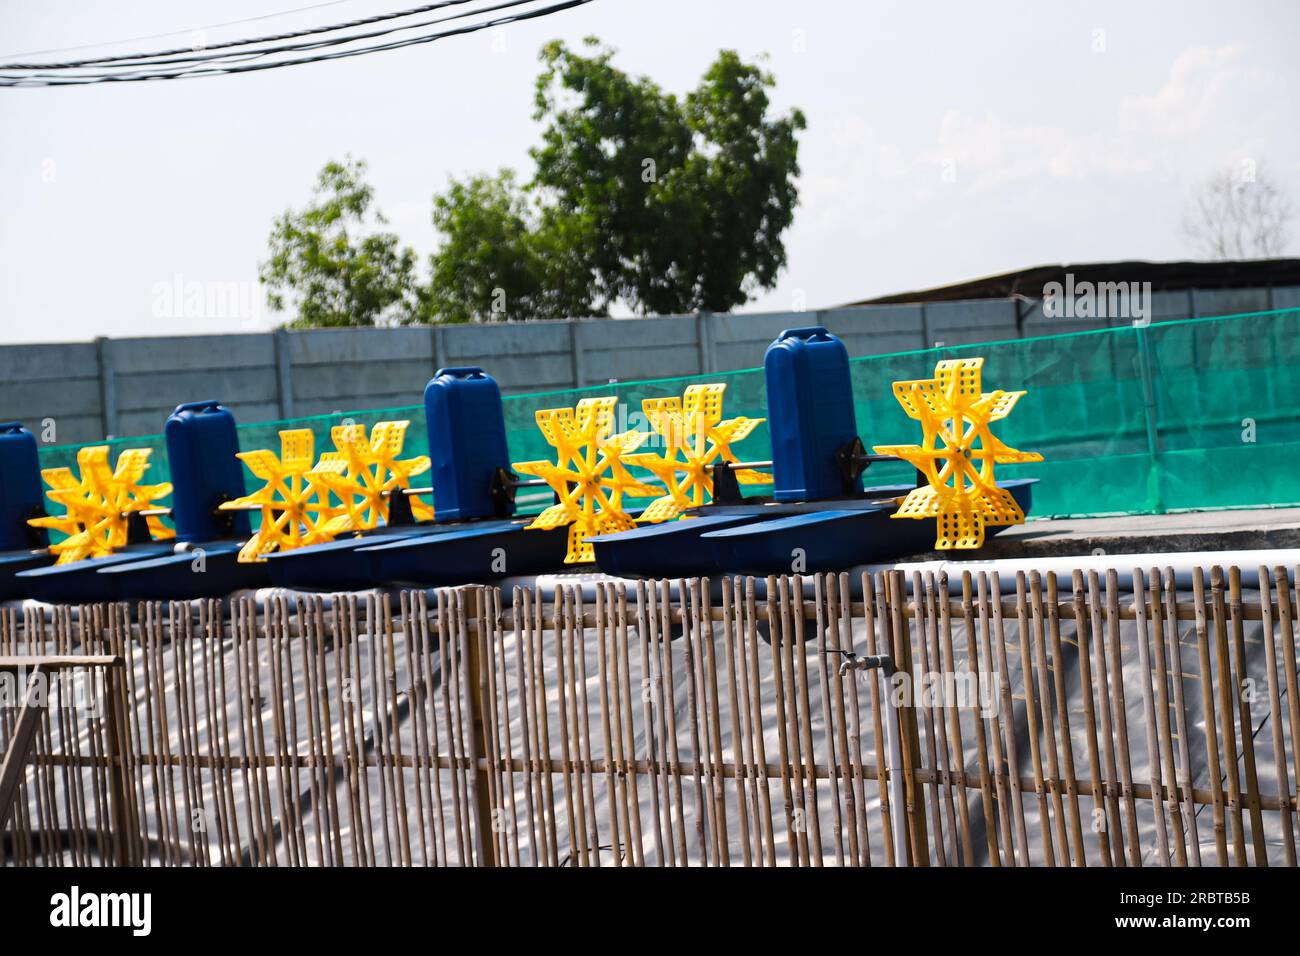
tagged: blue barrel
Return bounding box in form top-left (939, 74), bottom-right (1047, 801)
top-left (164, 401), bottom-right (249, 542)
top-left (764, 327), bottom-right (861, 502)
top-left (0, 422), bottom-right (47, 550)
top-left (424, 367), bottom-right (514, 521)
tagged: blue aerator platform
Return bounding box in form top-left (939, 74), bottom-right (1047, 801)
top-left (264, 528), bottom-right (426, 591)
top-left (18, 543), bottom-right (176, 604)
top-left (256, 365), bottom-right (533, 592)
top-left (20, 399), bottom-right (263, 604)
top-left (590, 480), bottom-right (1036, 577)
top-left (357, 520), bottom-right (568, 587)
top-left (586, 326), bottom-right (1041, 578)
top-left (95, 541), bottom-right (268, 601)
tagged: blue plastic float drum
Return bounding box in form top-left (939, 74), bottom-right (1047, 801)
top-left (765, 326), bottom-right (862, 502)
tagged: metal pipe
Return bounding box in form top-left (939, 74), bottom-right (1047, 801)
top-left (860, 548), bottom-right (1300, 591)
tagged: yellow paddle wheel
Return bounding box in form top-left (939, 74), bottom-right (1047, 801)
top-left (28, 445), bottom-right (174, 564)
top-left (874, 357), bottom-right (1042, 549)
top-left (512, 397), bottom-right (661, 563)
top-left (624, 384), bottom-right (770, 523)
top-left (221, 421), bottom-right (434, 562)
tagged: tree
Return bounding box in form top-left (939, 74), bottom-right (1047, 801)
top-left (421, 170), bottom-right (598, 323)
top-left (261, 158), bottom-right (419, 327)
top-left (1183, 162), bottom-right (1294, 260)
top-left (426, 38), bottom-right (805, 320)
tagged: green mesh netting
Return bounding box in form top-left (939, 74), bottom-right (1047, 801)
top-left (34, 306), bottom-right (1300, 527)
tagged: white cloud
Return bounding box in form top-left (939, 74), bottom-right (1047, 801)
top-left (928, 44), bottom-right (1281, 186)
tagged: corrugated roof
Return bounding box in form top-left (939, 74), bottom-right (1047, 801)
top-left (848, 258), bottom-right (1300, 305)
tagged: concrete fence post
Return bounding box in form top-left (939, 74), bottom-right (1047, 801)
top-left (696, 309), bottom-right (715, 373)
top-left (274, 327), bottom-right (294, 419)
top-left (95, 336), bottom-right (117, 439)
top-left (570, 319), bottom-right (587, 388)
top-left (431, 324), bottom-right (445, 375)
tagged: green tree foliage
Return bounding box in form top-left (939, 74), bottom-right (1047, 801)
top-left (266, 41), bottom-right (804, 326)
top-left (421, 170), bottom-right (598, 323)
top-left (427, 38), bottom-right (805, 320)
top-left (261, 158), bottom-right (419, 328)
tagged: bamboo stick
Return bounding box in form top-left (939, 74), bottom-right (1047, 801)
top-left (866, 572), bottom-right (894, 867)
top-left (1014, 572), bottom-right (1054, 865)
top-left (746, 577), bottom-right (776, 866)
top-left (775, 576), bottom-right (809, 866)
top-left (766, 575), bottom-right (799, 866)
top-left (966, 572), bottom-right (1005, 866)
top-left (915, 571), bottom-right (952, 866)
top-left (839, 572), bottom-right (872, 866)
top-left (1070, 571), bottom-right (1108, 867)
top-left (1133, 568), bottom-right (1171, 866)
top-left (512, 588), bottom-right (539, 866)
top-left (596, 585), bottom-right (622, 866)
top-left (574, 589), bottom-right (602, 865)
top-left (615, 583), bottom-right (645, 865)
top-left (1258, 566), bottom-right (1294, 866)
top-left (700, 579), bottom-right (731, 866)
top-left (1190, 569), bottom-right (1227, 866)
top-left (1146, 568), bottom-right (1187, 866)
top-left (989, 573), bottom-right (1030, 866)
top-left (437, 590), bottom-right (468, 864)
top-left (1105, 570), bottom-right (1142, 866)
top-left (1162, 569), bottom-right (1200, 866)
top-left (477, 588), bottom-right (506, 866)
top-left (791, 577), bottom-right (823, 865)
top-left (890, 570), bottom-right (927, 866)
top-left (531, 586), bottom-right (560, 867)
top-left (1282, 565), bottom-right (1300, 864)
top-left (635, 580), bottom-right (667, 866)
top-left (1044, 574), bottom-right (1085, 865)
top-left (937, 572), bottom-right (975, 866)
top-left (1227, 567), bottom-right (1268, 865)
top-left (659, 578), bottom-right (689, 865)
top-left (1211, 567), bottom-right (1247, 866)
top-left (824, 573), bottom-right (859, 866)
top-left (721, 580), bottom-right (753, 866)
top-left (681, 579), bottom-right (715, 865)
top-left (1086, 573), bottom-right (1123, 867)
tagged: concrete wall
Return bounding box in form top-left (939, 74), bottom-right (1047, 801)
top-left (2, 285), bottom-right (1295, 443)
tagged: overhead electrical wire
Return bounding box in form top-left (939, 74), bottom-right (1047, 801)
top-left (0, 0), bottom-right (592, 86)
top-left (0, 0), bottom-right (482, 69)
top-left (0, 0), bottom-right (360, 59)
top-left (8, 0), bottom-right (534, 78)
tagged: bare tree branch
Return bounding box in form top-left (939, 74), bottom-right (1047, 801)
top-left (1183, 161), bottom-right (1294, 259)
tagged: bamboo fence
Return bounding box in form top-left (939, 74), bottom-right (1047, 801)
top-left (1, 565), bottom-right (1297, 867)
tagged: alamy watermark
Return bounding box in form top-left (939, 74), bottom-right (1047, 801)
top-left (847, 666), bottom-right (1000, 718)
top-left (50, 886), bottom-right (151, 936)
top-left (0, 667), bottom-right (103, 717)
top-left (1043, 273), bottom-right (1153, 326)
top-left (151, 273), bottom-right (260, 324)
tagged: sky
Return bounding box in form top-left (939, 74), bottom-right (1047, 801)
top-left (1, 0), bottom-right (1298, 344)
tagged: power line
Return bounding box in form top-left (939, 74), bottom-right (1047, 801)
top-left (6, 0), bottom-right (523, 77)
top-left (0, 0), bottom-right (480, 70)
top-left (0, 0), bottom-right (593, 87)
top-left (26, 0), bottom-right (539, 77)
top-left (0, 0), bottom-right (360, 59)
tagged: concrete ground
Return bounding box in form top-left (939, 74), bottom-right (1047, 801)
top-left (973, 507), bottom-right (1300, 560)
